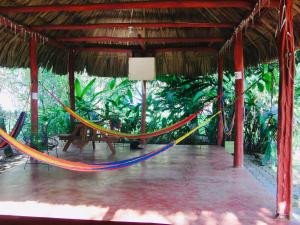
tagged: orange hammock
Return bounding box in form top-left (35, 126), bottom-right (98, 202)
top-left (42, 83), bottom-right (220, 139)
top-left (0, 111), bottom-right (220, 172)
top-left (0, 112), bottom-right (26, 149)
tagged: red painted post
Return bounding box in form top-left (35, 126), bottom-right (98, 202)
top-left (30, 37), bottom-right (38, 147)
top-left (233, 31), bottom-right (244, 167)
top-left (276, 0), bottom-right (295, 218)
top-left (141, 81), bottom-right (147, 145)
top-left (68, 50), bottom-right (75, 130)
top-left (217, 55), bottom-right (224, 146)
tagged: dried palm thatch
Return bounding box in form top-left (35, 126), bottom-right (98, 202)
top-left (0, 0), bottom-right (299, 77)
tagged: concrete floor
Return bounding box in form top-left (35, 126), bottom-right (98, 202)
top-left (0, 143), bottom-right (298, 225)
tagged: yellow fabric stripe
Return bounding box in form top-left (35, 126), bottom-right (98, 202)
top-left (41, 82), bottom-right (216, 139)
top-left (64, 105), bottom-right (193, 138)
top-left (175, 111), bottom-right (221, 145)
top-left (0, 128), bottom-right (94, 170)
top-left (0, 111), bottom-right (220, 172)
top-left (64, 106), bottom-right (134, 136)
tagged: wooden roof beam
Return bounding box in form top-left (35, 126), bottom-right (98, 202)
top-left (76, 47), bottom-right (133, 54)
top-left (31, 22), bottom-right (234, 31)
top-left (76, 46), bottom-right (217, 54)
top-left (57, 37), bottom-right (224, 44)
top-left (0, 1), bottom-right (279, 13)
top-left (154, 47), bottom-right (218, 53)
top-left (219, 0), bottom-right (276, 55)
top-left (0, 15), bottom-right (66, 50)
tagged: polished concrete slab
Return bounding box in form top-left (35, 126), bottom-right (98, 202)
top-left (0, 143), bottom-right (298, 225)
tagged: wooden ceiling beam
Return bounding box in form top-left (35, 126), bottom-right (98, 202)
top-left (0, 1), bottom-right (279, 13)
top-left (76, 47), bottom-right (133, 54)
top-left (76, 46), bottom-right (217, 53)
top-left (57, 37), bottom-right (224, 43)
top-left (154, 47), bottom-right (218, 53)
top-left (0, 15), bottom-right (66, 50)
top-left (31, 22), bottom-right (234, 31)
top-left (219, 0), bottom-right (277, 54)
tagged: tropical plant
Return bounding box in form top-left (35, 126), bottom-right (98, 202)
top-left (74, 78), bottom-right (102, 120)
top-left (0, 52), bottom-right (300, 166)
top-left (220, 63), bottom-right (279, 164)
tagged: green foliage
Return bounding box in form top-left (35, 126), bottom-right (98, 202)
top-left (74, 78), bottom-right (101, 120)
top-left (1, 52), bottom-right (300, 168)
top-left (221, 63), bottom-right (280, 164)
top-left (146, 75), bottom-right (216, 144)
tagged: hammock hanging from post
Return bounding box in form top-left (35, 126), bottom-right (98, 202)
top-left (0, 112), bottom-right (26, 149)
top-left (41, 82), bottom-right (221, 139)
top-left (0, 111), bottom-right (220, 172)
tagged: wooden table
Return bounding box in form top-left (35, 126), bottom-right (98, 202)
top-left (59, 123), bottom-right (118, 154)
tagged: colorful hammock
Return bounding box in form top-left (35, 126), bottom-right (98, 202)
top-left (0, 111), bottom-right (220, 172)
top-left (42, 83), bottom-right (220, 139)
top-left (0, 112), bottom-right (26, 149)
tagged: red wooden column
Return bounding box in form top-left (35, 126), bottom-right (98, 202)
top-left (30, 37), bottom-right (38, 147)
top-left (217, 55), bottom-right (224, 146)
top-left (68, 50), bottom-right (75, 129)
top-left (141, 80), bottom-right (147, 144)
top-left (276, 0), bottom-right (295, 218)
top-left (233, 31), bottom-right (244, 167)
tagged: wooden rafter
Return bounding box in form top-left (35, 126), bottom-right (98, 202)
top-left (76, 46), bottom-right (217, 54)
top-left (153, 47), bottom-right (218, 53)
top-left (57, 37), bottom-right (224, 43)
top-left (219, 0), bottom-right (276, 55)
top-left (31, 22), bottom-right (234, 31)
top-left (0, 15), bottom-right (66, 50)
top-left (76, 47), bottom-right (133, 54)
top-left (0, 1), bottom-right (257, 13)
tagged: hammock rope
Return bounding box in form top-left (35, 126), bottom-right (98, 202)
top-left (221, 74), bottom-right (265, 136)
top-left (40, 82), bottom-right (221, 139)
top-left (0, 112), bottom-right (26, 149)
top-left (0, 111), bottom-right (220, 172)
top-left (0, 72), bottom-right (264, 171)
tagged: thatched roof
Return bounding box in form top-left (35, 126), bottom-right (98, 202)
top-left (0, 0), bottom-right (299, 77)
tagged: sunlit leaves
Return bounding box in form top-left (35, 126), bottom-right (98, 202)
top-left (80, 78), bottom-right (96, 98)
top-left (127, 89), bottom-right (133, 103)
top-left (257, 81), bottom-right (265, 92)
top-left (74, 78), bottom-right (82, 98)
top-left (109, 78), bottom-right (116, 90)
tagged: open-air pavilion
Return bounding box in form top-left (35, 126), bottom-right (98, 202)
top-left (0, 0), bottom-right (300, 224)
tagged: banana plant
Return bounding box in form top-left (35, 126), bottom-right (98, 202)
top-left (74, 78), bottom-right (103, 120)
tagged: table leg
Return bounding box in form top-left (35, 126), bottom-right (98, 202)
top-left (62, 140), bottom-right (72, 152)
top-left (107, 142), bottom-right (116, 155)
top-left (62, 126), bottom-right (80, 152)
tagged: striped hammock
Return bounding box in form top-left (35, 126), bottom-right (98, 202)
top-left (0, 112), bottom-right (26, 149)
top-left (0, 111), bottom-right (220, 172)
top-left (42, 84), bottom-right (220, 139)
